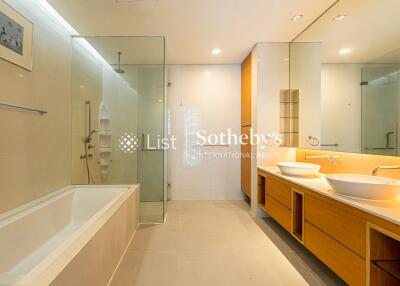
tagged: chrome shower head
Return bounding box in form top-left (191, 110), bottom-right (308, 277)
top-left (114, 51), bottom-right (125, 74)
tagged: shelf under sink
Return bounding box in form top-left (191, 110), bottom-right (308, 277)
top-left (372, 260), bottom-right (400, 282)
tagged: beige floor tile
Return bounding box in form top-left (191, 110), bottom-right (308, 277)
top-left (110, 250), bottom-right (180, 286)
top-left (110, 200), bottom-right (344, 286)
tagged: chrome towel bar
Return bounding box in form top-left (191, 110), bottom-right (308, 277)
top-left (0, 101), bottom-right (47, 115)
top-left (200, 144), bottom-right (230, 147)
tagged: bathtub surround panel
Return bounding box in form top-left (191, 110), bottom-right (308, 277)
top-left (296, 149), bottom-right (400, 180)
top-left (0, 185), bottom-right (140, 286)
top-left (49, 186), bottom-right (139, 286)
top-left (0, 0), bottom-right (71, 214)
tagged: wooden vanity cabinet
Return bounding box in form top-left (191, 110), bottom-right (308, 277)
top-left (265, 175), bottom-right (292, 209)
top-left (258, 169), bottom-right (400, 286)
top-left (292, 190), bottom-right (304, 243)
top-left (266, 196), bottom-right (292, 233)
top-left (304, 221), bottom-right (366, 285)
top-left (367, 224), bottom-right (400, 286)
top-left (263, 174), bottom-right (292, 233)
top-left (304, 194), bottom-right (366, 258)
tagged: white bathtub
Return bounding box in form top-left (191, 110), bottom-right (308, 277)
top-left (0, 185), bottom-right (140, 286)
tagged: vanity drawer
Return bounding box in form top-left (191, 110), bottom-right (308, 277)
top-left (266, 195), bottom-right (292, 233)
top-left (304, 222), bottom-right (365, 286)
top-left (265, 175), bottom-right (292, 209)
top-left (304, 194), bottom-right (366, 258)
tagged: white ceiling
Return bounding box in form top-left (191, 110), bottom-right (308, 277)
top-left (84, 37), bottom-right (165, 65)
top-left (48, 0), bottom-right (336, 64)
top-left (296, 0), bottom-right (400, 63)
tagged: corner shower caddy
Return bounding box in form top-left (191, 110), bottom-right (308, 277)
top-left (98, 102), bottom-right (112, 176)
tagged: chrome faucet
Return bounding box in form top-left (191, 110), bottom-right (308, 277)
top-left (372, 165), bottom-right (400, 176)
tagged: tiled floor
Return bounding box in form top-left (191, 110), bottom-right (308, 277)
top-left (110, 200), bottom-right (345, 286)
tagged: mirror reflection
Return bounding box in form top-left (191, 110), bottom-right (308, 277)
top-left (289, 0), bottom-right (400, 156)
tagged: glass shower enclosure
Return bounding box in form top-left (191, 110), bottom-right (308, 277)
top-left (70, 36), bottom-right (167, 223)
top-left (361, 64), bottom-right (400, 156)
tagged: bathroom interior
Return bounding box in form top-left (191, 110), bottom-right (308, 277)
top-left (0, 0), bottom-right (400, 285)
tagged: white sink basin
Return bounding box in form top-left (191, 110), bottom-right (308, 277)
top-left (277, 162), bottom-right (321, 177)
top-left (326, 174), bottom-right (400, 201)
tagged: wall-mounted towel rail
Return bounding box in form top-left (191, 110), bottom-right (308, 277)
top-left (0, 101), bottom-right (47, 115)
top-left (321, 143), bottom-right (339, 147)
top-left (200, 144), bottom-right (230, 147)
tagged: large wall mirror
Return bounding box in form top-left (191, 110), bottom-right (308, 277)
top-left (289, 0), bottom-right (400, 156)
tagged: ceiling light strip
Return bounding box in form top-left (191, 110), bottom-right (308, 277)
top-left (35, 0), bottom-right (120, 72)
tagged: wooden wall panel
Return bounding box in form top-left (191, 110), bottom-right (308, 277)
top-left (241, 126), bottom-right (251, 197)
top-left (241, 52), bottom-right (252, 197)
top-left (241, 53), bottom-right (252, 127)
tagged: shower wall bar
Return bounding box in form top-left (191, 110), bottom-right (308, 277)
top-left (0, 101), bottom-right (48, 115)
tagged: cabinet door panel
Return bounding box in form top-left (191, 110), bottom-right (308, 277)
top-left (266, 196), bottom-right (292, 232)
top-left (305, 194), bottom-right (366, 258)
top-left (265, 176), bottom-right (292, 209)
top-left (304, 222), bottom-right (365, 286)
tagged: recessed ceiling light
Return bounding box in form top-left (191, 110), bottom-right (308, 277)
top-left (290, 14), bottom-right (303, 21)
top-left (204, 72), bottom-right (211, 77)
top-left (333, 14), bottom-right (346, 21)
top-left (339, 48), bottom-right (351, 55)
top-left (212, 48), bottom-right (221, 55)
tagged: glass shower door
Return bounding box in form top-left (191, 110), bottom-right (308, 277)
top-left (138, 62), bottom-right (167, 223)
top-left (362, 65), bottom-right (399, 156)
top-left (71, 36), bottom-right (167, 224)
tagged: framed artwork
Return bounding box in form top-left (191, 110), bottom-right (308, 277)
top-left (0, 0), bottom-right (33, 71)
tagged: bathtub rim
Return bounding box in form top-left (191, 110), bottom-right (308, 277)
top-left (0, 185), bottom-right (134, 224)
top-left (1, 184), bottom-right (139, 286)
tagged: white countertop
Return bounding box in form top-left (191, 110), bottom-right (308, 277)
top-left (258, 166), bottom-right (400, 227)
